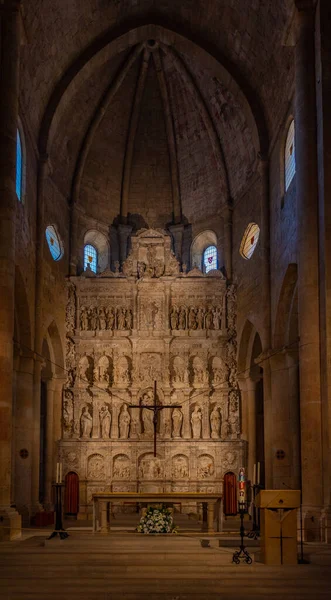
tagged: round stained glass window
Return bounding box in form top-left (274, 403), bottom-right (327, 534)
top-left (239, 223), bottom-right (260, 260)
top-left (45, 225), bottom-right (64, 261)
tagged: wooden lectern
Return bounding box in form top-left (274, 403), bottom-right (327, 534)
top-left (255, 490), bottom-right (300, 565)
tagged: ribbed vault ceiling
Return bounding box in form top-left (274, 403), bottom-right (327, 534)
top-left (19, 1), bottom-right (295, 228)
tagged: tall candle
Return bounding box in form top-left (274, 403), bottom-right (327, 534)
top-left (257, 462), bottom-right (260, 486)
top-left (59, 463), bottom-right (63, 483)
top-left (56, 462), bottom-right (59, 484)
top-left (253, 463), bottom-right (256, 486)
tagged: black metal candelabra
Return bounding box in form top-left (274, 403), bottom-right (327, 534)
top-left (232, 502), bottom-right (252, 565)
top-left (47, 483), bottom-right (69, 540)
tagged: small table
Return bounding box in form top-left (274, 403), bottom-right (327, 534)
top-left (92, 492), bottom-right (222, 534)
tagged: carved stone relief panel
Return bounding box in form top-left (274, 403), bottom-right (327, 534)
top-left (138, 454), bottom-right (164, 479)
top-left (113, 454), bottom-right (130, 479)
top-left (87, 453), bottom-right (105, 480)
top-left (197, 454), bottom-right (215, 479)
top-left (172, 454), bottom-right (189, 479)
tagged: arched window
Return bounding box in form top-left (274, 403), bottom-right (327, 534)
top-left (203, 245), bottom-right (217, 273)
top-left (16, 129), bottom-right (23, 200)
top-left (84, 244), bottom-right (98, 273)
top-left (240, 223), bottom-right (260, 260)
top-left (45, 225), bottom-right (64, 261)
top-left (284, 120), bottom-right (296, 192)
top-left (83, 230), bottom-right (109, 273)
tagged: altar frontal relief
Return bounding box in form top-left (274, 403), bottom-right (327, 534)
top-left (60, 229), bottom-right (246, 515)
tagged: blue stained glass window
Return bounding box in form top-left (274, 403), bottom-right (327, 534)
top-left (45, 225), bottom-right (64, 261)
top-left (285, 120), bottom-right (296, 192)
top-left (84, 244), bottom-right (97, 273)
top-left (203, 245), bottom-right (217, 273)
top-left (16, 129), bottom-right (22, 200)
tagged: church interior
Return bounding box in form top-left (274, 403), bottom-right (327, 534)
top-left (0, 0), bottom-right (331, 598)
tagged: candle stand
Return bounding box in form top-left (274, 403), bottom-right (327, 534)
top-left (47, 483), bottom-right (69, 540)
top-left (232, 502), bottom-right (252, 565)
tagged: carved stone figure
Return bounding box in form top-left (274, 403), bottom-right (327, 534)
top-left (90, 307), bottom-right (98, 331)
top-left (173, 356), bottom-right (187, 385)
top-left (100, 405), bottom-right (111, 439)
top-left (119, 404), bottom-right (131, 439)
top-left (178, 306), bottom-right (186, 330)
top-left (80, 307), bottom-right (88, 330)
top-left (212, 307), bottom-right (221, 330)
top-left (191, 406), bottom-right (202, 439)
top-left (170, 307), bottom-right (178, 330)
top-left (62, 391), bottom-right (73, 436)
top-left (80, 406), bottom-right (92, 438)
top-left (188, 307), bottom-right (197, 330)
top-left (229, 413), bottom-right (240, 438)
top-left (117, 307), bottom-right (126, 330)
top-left (205, 308), bottom-right (213, 329)
top-left (105, 308), bottom-right (115, 330)
top-left (210, 406), bottom-right (221, 439)
top-left (212, 357), bottom-right (228, 386)
top-left (196, 307), bottom-right (205, 329)
top-left (172, 407), bottom-right (183, 438)
top-left (98, 307), bottom-right (106, 330)
top-left (142, 399), bottom-right (154, 437)
top-left (193, 357), bottom-right (205, 385)
top-left (125, 309), bottom-right (133, 330)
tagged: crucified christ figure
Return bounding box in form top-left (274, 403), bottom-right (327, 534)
top-left (129, 381), bottom-right (182, 457)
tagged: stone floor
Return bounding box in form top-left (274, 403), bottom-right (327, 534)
top-left (0, 516), bottom-right (330, 600)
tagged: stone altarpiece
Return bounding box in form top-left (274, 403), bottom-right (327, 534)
top-left (60, 229), bottom-right (246, 515)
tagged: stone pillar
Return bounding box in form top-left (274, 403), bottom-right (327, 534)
top-left (245, 378), bottom-right (257, 484)
top-left (258, 155), bottom-right (271, 350)
top-left (0, 0), bottom-right (22, 539)
top-left (286, 350), bottom-right (301, 491)
top-left (262, 356), bottom-right (273, 489)
top-left (295, 0), bottom-right (323, 530)
top-left (315, 0), bottom-right (331, 542)
top-left (14, 353), bottom-right (35, 518)
top-left (269, 352), bottom-right (292, 489)
top-left (44, 379), bottom-right (55, 509)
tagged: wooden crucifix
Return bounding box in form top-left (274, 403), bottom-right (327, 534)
top-left (129, 381), bottom-right (182, 457)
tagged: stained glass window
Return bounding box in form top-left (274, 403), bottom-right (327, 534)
top-left (45, 225), bottom-right (64, 261)
top-left (16, 129), bottom-right (23, 200)
top-left (240, 223), bottom-right (260, 260)
top-left (203, 245), bottom-right (217, 273)
top-left (84, 244), bottom-right (97, 273)
top-left (285, 120), bottom-right (296, 192)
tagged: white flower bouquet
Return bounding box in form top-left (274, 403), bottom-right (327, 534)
top-left (136, 505), bottom-right (178, 534)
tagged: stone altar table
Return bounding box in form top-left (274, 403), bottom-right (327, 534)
top-left (92, 491), bottom-right (221, 534)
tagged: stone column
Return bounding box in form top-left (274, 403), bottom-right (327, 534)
top-left (245, 378), bottom-right (257, 484)
top-left (286, 350), bottom-right (301, 490)
top-left (44, 379), bottom-right (55, 509)
top-left (0, 0), bottom-right (22, 539)
top-left (295, 0), bottom-right (323, 529)
top-left (14, 353), bottom-right (35, 518)
top-left (315, 0), bottom-right (331, 541)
